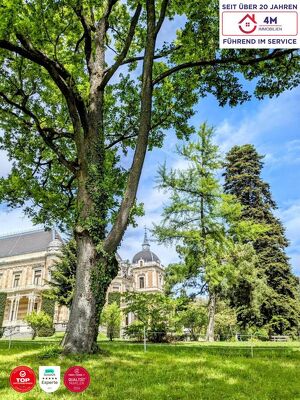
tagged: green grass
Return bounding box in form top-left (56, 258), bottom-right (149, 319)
top-left (1, 339), bottom-right (300, 400)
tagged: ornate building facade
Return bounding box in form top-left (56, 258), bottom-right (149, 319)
top-left (0, 229), bottom-right (64, 336)
top-left (0, 228), bottom-right (164, 336)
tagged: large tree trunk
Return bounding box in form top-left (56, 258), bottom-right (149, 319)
top-left (62, 232), bottom-right (118, 353)
top-left (206, 291), bottom-right (216, 342)
top-left (62, 161), bottom-right (118, 354)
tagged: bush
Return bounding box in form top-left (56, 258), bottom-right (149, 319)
top-left (24, 311), bottom-right (53, 340)
top-left (177, 302), bottom-right (207, 341)
top-left (244, 327), bottom-right (269, 341)
top-left (0, 293), bottom-right (7, 327)
top-left (38, 326), bottom-right (55, 337)
top-left (124, 321), bottom-right (144, 341)
top-left (214, 301), bottom-right (238, 340)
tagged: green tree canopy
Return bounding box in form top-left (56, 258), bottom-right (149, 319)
top-left (124, 292), bottom-right (176, 342)
top-left (177, 301), bottom-right (207, 340)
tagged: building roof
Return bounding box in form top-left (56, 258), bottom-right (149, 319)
top-left (132, 229), bottom-right (160, 264)
top-left (0, 229), bottom-right (62, 258)
top-left (132, 249), bottom-right (160, 264)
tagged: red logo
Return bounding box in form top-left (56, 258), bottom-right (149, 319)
top-left (64, 366), bottom-right (90, 393)
top-left (239, 14), bottom-right (257, 34)
top-left (10, 366), bottom-right (36, 393)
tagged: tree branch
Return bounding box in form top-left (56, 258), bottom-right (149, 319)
top-left (72, 5), bottom-right (93, 74)
top-left (113, 45), bottom-right (181, 68)
top-left (104, 0), bottom-right (157, 253)
top-left (0, 91), bottom-right (79, 174)
top-left (105, 132), bottom-right (138, 149)
top-left (155, 0), bottom-right (169, 36)
top-left (153, 49), bottom-right (296, 85)
top-left (101, 3), bottom-right (142, 89)
top-left (105, 0), bottom-right (119, 21)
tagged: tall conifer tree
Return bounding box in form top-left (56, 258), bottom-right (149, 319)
top-left (223, 145), bottom-right (300, 335)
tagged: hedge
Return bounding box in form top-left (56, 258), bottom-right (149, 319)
top-left (0, 292), bottom-right (7, 327)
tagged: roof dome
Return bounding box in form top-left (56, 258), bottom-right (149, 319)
top-left (132, 229), bottom-right (160, 264)
top-left (132, 249), bottom-right (160, 264)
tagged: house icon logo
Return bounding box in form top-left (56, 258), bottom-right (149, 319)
top-left (238, 14), bottom-right (257, 34)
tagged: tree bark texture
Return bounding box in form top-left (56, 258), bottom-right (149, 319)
top-left (206, 291), bottom-right (216, 342)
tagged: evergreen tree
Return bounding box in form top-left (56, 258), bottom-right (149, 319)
top-left (154, 125), bottom-right (260, 341)
top-left (47, 240), bottom-right (76, 308)
top-left (223, 145), bottom-right (300, 335)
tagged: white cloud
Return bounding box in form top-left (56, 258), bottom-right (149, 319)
top-left (0, 150), bottom-right (12, 178)
top-left (277, 199), bottom-right (300, 275)
top-left (215, 88), bottom-right (300, 154)
top-left (289, 253), bottom-right (300, 276)
top-left (278, 201), bottom-right (300, 246)
top-left (265, 139), bottom-right (300, 168)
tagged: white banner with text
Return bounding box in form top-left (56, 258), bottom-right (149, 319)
top-left (219, 0), bottom-right (300, 48)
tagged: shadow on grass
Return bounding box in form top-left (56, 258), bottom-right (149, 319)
top-left (1, 341), bottom-right (300, 400)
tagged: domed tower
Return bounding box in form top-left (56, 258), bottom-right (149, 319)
top-left (131, 229), bottom-right (164, 293)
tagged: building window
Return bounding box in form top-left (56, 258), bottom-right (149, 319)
top-left (139, 260), bottom-right (143, 267)
top-left (112, 286), bottom-right (120, 292)
top-left (33, 269), bottom-right (42, 286)
top-left (139, 276), bottom-right (145, 289)
top-left (13, 273), bottom-right (21, 288)
top-left (159, 274), bottom-right (163, 287)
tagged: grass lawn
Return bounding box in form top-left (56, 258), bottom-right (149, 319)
top-left (1, 338), bottom-right (300, 400)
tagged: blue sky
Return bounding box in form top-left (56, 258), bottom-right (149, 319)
top-left (0, 85), bottom-right (299, 274)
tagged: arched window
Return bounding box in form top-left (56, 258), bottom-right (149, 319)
top-left (139, 260), bottom-right (143, 267)
top-left (139, 276), bottom-right (145, 289)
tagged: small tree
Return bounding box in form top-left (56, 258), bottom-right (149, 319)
top-left (124, 292), bottom-right (176, 342)
top-left (24, 311), bottom-right (53, 340)
top-left (178, 302), bottom-right (207, 340)
top-left (214, 301), bottom-right (238, 340)
top-left (101, 302), bottom-right (121, 341)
